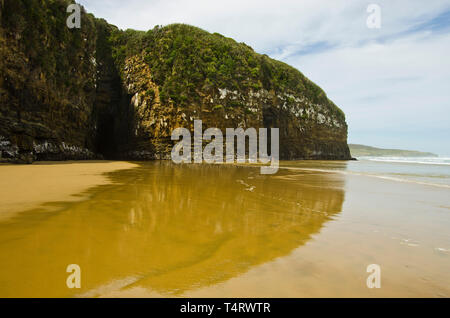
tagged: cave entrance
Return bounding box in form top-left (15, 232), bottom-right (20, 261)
top-left (96, 114), bottom-right (117, 159)
top-left (262, 107), bottom-right (276, 154)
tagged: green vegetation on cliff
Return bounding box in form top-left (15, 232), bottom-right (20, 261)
top-left (1, 0), bottom-right (97, 97)
top-left (108, 24), bottom-right (345, 120)
top-left (349, 144), bottom-right (437, 158)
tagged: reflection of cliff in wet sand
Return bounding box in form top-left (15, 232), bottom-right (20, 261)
top-left (0, 162), bottom-right (345, 297)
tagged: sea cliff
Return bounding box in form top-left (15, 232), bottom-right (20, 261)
top-left (0, 0), bottom-right (351, 163)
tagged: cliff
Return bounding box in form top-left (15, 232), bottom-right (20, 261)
top-left (0, 0), bottom-right (101, 163)
top-left (0, 0), bottom-right (351, 163)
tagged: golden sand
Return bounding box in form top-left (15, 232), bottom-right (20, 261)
top-left (0, 161), bottom-right (138, 221)
top-left (0, 161), bottom-right (449, 297)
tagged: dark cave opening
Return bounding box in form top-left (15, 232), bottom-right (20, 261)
top-left (96, 113), bottom-right (117, 159)
top-left (262, 107), bottom-right (276, 155)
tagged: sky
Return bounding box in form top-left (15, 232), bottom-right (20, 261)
top-left (77, 0), bottom-right (450, 156)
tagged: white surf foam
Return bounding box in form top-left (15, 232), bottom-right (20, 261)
top-left (361, 157), bottom-right (450, 166)
top-left (281, 166), bottom-right (450, 189)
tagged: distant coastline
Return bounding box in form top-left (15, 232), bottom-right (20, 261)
top-left (349, 144), bottom-right (438, 158)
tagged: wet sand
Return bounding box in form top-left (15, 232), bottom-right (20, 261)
top-left (0, 161), bottom-right (138, 221)
top-left (0, 161), bottom-right (449, 297)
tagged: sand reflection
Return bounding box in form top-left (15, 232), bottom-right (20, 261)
top-left (0, 162), bottom-right (346, 297)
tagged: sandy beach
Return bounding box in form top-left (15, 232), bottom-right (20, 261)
top-left (0, 160), bottom-right (449, 297)
top-left (0, 161), bottom-right (138, 221)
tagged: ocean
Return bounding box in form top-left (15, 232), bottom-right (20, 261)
top-left (280, 157), bottom-right (450, 188)
top-left (348, 157), bottom-right (450, 188)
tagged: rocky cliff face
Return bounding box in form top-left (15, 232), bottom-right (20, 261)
top-left (0, 0), bottom-right (351, 163)
top-left (0, 0), bottom-right (102, 163)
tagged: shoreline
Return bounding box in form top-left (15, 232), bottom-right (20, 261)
top-left (0, 156), bottom-right (357, 166)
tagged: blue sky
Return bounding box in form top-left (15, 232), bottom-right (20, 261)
top-left (78, 0), bottom-right (450, 156)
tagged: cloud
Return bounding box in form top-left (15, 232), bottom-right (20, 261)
top-left (286, 29), bottom-right (450, 154)
top-left (77, 0), bottom-right (450, 155)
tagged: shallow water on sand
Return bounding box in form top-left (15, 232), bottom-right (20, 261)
top-left (0, 160), bottom-right (449, 297)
